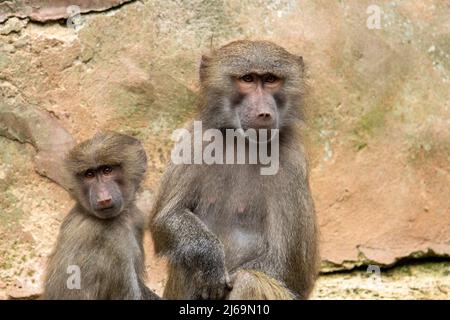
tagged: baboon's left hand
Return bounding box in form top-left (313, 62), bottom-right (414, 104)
top-left (194, 267), bottom-right (233, 300)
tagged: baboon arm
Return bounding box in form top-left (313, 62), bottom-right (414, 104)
top-left (152, 206), bottom-right (226, 272)
top-left (150, 164), bottom-right (226, 270)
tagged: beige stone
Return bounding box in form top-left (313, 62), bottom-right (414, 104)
top-left (0, 0), bottom-right (448, 297)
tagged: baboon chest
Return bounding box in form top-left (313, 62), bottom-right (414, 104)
top-left (193, 166), bottom-right (268, 268)
top-left (76, 223), bottom-right (142, 298)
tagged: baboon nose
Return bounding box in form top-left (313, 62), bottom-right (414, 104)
top-left (257, 112), bottom-right (272, 119)
top-left (97, 198), bottom-right (112, 208)
top-left (255, 112), bottom-right (274, 128)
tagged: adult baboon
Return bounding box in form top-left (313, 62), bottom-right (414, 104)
top-left (151, 40), bottom-right (319, 300)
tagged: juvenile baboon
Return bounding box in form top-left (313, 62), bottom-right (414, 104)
top-left (43, 131), bottom-right (159, 300)
top-left (150, 40), bottom-right (319, 299)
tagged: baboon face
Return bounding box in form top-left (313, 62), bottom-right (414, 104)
top-left (232, 72), bottom-right (283, 130)
top-left (78, 164), bottom-right (125, 219)
top-left (199, 40), bottom-right (305, 131)
top-left (66, 131), bottom-right (147, 219)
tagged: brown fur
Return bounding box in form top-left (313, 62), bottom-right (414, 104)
top-left (151, 40), bottom-right (319, 300)
top-left (43, 131), bottom-right (159, 300)
top-left (227, 270), bottom-right (296, 300)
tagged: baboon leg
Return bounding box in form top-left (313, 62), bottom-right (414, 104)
top-left (227, 270), bottom-right (296, 300)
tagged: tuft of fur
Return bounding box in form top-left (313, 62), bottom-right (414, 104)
top-left (227, 270), bottom-right (296, 300)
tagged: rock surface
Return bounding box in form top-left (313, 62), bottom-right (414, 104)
top-left (312, 261), bottom-right (450, 300)
top-left (0, 1), bottom-right (133, 23)
top-left (0, 103), bottom-right (75, 188)
top-left (0, 0), bottom-right (449, 297)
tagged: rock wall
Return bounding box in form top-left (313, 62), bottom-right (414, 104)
top-left (0, 0), bottom-right (449, 297)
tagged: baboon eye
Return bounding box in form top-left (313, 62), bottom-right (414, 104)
top-left (84, 169), bottom-right (95, 178)
top-left (102, 166), bottom-right (113, 175)
top-left (241, 74), bottom-right (254, 82)
top-left (264, 74), bottom-right (278, 83)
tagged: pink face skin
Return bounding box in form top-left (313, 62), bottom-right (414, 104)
top-left (234, 73), bottom-right (283, 130)
top-left (82, 165), bottom-right (125, 219)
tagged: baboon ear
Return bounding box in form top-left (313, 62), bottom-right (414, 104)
top-left (199, 55), bottom-right (211, 83)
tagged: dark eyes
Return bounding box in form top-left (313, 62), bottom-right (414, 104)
top-left (84, 169), bottom-right (95, 178)
top-left (241, 74), bottom-right (254, 82)
top-left (83, 166), bottom-right (113, 178)
top-left (102, 166), bottom-right (113, 175)
top-left (240, 74), bottom-right (279, 83)
top-left (264, 74), bottom-right (278, 83)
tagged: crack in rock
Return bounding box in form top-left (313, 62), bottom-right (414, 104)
top-left (0, 0), bottom-right (136, 23)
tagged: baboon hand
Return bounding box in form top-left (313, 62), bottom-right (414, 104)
top-left (194, 267), bottom-right (233, 300)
